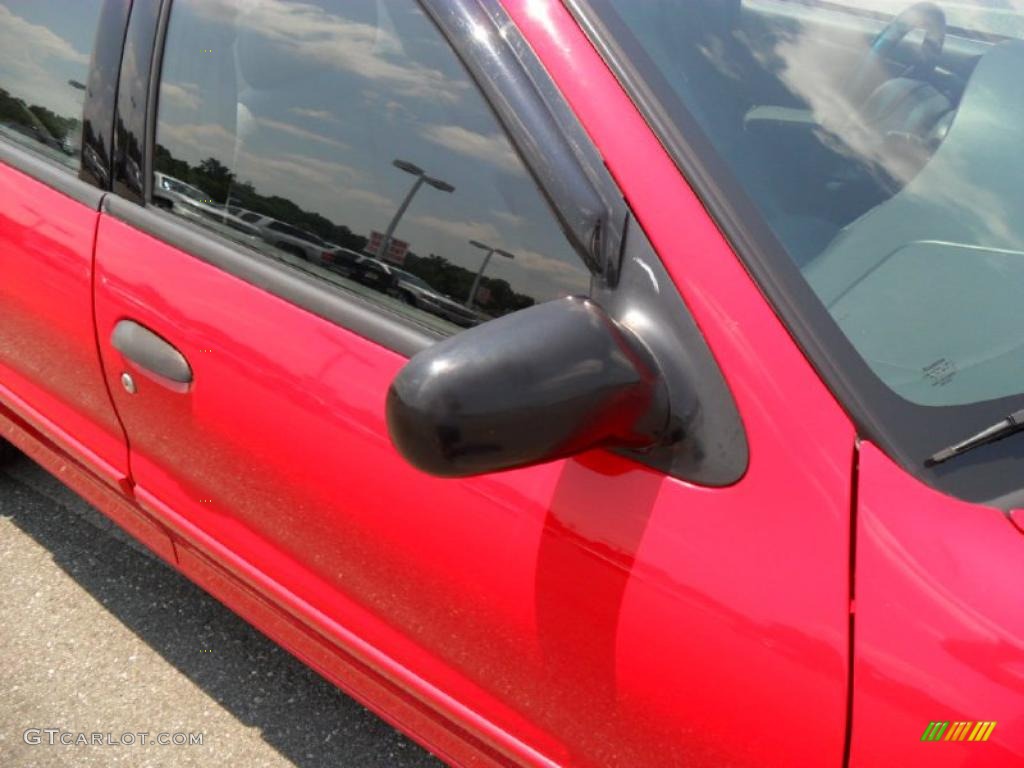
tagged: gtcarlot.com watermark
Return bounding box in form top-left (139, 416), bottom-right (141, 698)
top-left (23, 728), bottom-right (204, 747)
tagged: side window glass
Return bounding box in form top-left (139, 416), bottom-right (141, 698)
top-left (153, 0), bottom-right (591, 335)
top-left (0, 1), bottom-right (104, 170)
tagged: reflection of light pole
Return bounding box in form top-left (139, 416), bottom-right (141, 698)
top-left (466, 240), bottom-right (515, 308)
top-left (378, 159), bottom-right (454, 262)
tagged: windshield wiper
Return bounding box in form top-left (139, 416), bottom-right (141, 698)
top-left (926, 408), bottom-right (1024, 466)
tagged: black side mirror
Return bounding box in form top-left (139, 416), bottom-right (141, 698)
top-left (386, 297), bottom-right (670, 477)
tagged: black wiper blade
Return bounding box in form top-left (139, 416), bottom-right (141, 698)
top-left (926, 408), bottom-right (1024, 466)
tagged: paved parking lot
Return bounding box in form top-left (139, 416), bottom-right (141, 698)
top-left (0, 453), bottom-right (444, 768)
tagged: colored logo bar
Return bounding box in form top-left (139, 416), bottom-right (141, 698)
top-left (921, 721), bottom-right (996, 742)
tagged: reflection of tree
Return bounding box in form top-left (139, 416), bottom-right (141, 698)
top-left (197, 157), bottom-right (235, 202)
top-left (0, 87), bottom-right (79, 149)
top-left (28, 105), bottom-right (76, 141)
top-left (154, 146), bottom-right (538, 316)
top-left (155, 145), bottom-right (367, 252)
top-left (403, 253), bottom-right (534, 317)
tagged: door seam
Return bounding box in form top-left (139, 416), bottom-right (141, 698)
top-left (842, 438), bottom-right (861, 768)
top-left (89, 202), bottom-right (137, 498)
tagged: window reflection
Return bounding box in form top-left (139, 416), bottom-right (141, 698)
top-left (594, 0), bottom-right (1024, 407)
top-left (153, 0), bottom-right (590, 335)
top-left (0, 2), bottom-right (102, 170)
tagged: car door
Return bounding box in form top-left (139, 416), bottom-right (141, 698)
top-left (0, 0), bottom-right (128, 486)
top-left (92, 1), bottom-right (856, 765)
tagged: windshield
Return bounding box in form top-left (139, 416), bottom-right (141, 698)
top-left (584, 0), bottom-right (1024, 410)
top-left (579, 0), bottom-right (1024, 501)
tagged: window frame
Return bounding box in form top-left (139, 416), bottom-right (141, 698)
top-left (102, 0), bottom-right (629, 357)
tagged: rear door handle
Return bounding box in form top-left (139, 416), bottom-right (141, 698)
top-left (111, 320), bottom-right (193, 386)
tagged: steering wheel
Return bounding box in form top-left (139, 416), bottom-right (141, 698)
top-left (851, 2), bottom-right (947, 102)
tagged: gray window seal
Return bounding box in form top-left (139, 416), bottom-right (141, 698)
top-left (0, 139), bottom-right (106, 210)
top-left (102, 196), bottom-right (442, 358)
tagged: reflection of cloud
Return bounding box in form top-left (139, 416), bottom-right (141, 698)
top-left (289, 107), bottom-right (337, 122)
top-left (516, 249), bottom-right (590, 292)
top-left (407, 216), bottom-right (587, 295)
top-left (157, 113), bottom-right (394, 228)
top-left (240, 151), bottom-right (360, 189)
top-left (255, 117), bottom-right (348, 149)
top-left (492, 210), bottom-right (526, 227)
top-left (159, 121), bottom-right (236, 160)
top-left (236, 154), bottom-right (392, 223)
top-left (409, 214), bottom-right (502, 244)
top-left (421, 124), bottom-right (523, 175)
top-left (698, 37), bottom-right (743, 82)
top-left (907, 153), bottom-right (1016, 246)
top-left (0, 5), bottom-right (89, 117)
top-left (161, 82), bottom-right (201, 111)
top-left (363, 90), bottom-right (414, 122)
top-left (159, 120), bottom-right (358, 184)
top-left (770, 32), bottom-right (891, 175)
top-left (157, 121), bottom-right (364, 211)
top-left (767, 6), bottom-right (1024, 191)
top-left (195, 0), bottom-right (466, 103)
top-left (0, 6), bottom-right (87, 66)
top-left (770, 18), bottom-right (1020, 248)
top-left (335, 186), bottom-right (391, 210)
top-left (769, 26), bottom-right (940, 188)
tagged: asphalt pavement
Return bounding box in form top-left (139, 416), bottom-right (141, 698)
top-left (0, 452), bottom-right (444, 768)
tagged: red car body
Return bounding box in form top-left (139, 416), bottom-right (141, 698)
top-left (0, 1), bottom-right (1021, 766)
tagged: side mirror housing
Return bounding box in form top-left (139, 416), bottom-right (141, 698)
top-left (386, 297), bottom-right (670, 477)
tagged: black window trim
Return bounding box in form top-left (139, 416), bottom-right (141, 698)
top-left (422, 0), bottom-right (630, 285)
top-left (113, 0), bottom-right (165, 204)
top-left (80, 0), bottom-right (133, 192)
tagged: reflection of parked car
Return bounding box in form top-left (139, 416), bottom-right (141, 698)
top-left (320, 246), bottom-right (364, 274)
top-left (5, 118), bottom-right (64, 154)
top-left (323, 251), bottom-right (398, 292)
top-left (231, 211), bottom-right (335, 264)
top-left (389, 268), bottom-right (480, 328)
top-left (153, 172), bottom-right (261, 242)
top-left (351, 256), bottom-right (398, 292)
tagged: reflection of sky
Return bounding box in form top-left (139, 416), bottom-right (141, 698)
top-left (155, 0), bottom-right (589, 303)
top-left (0, 2), bottom-right (100, 118)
